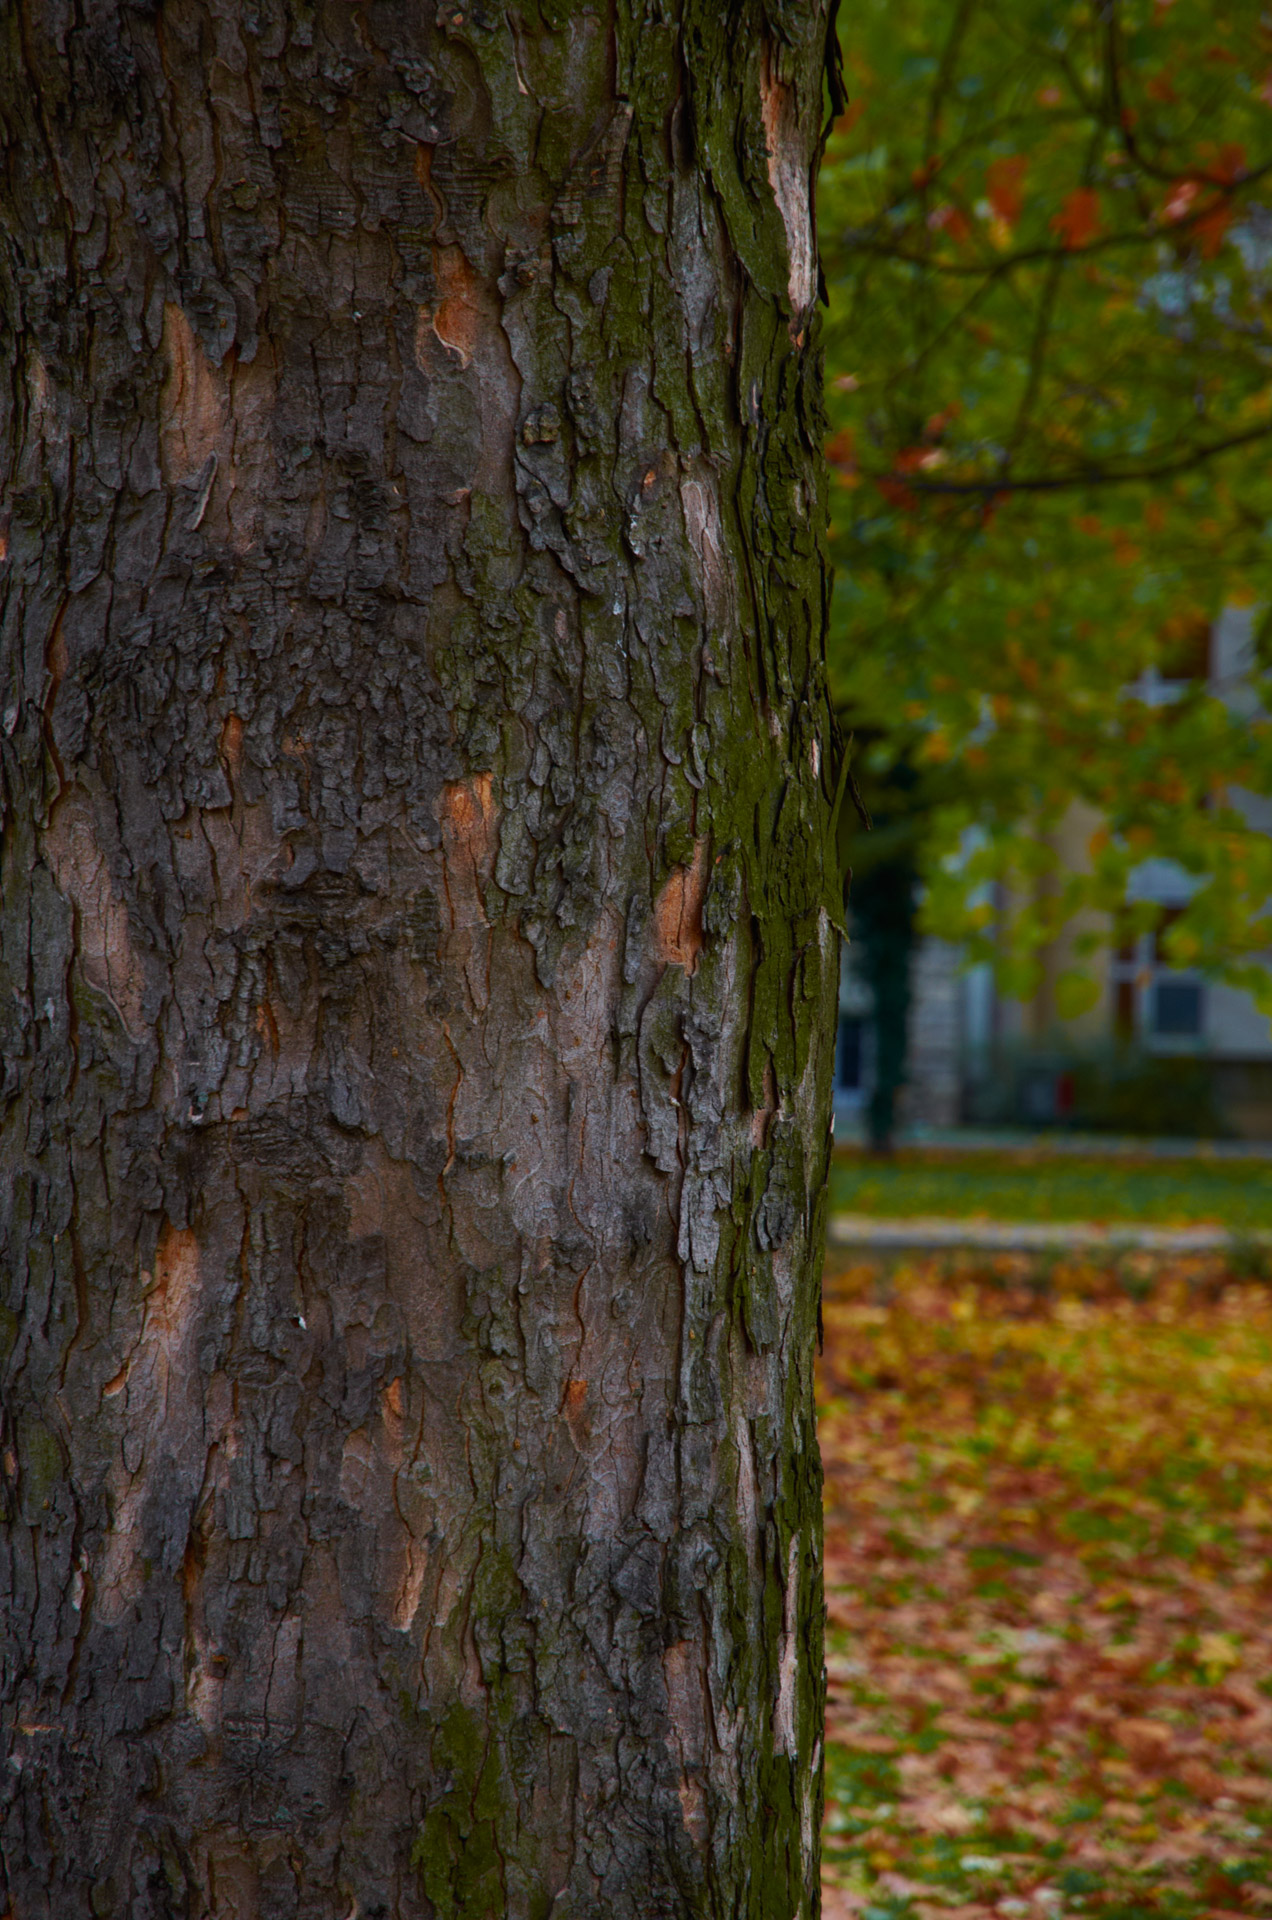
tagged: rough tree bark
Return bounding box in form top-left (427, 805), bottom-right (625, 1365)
top-left (0, 3), bottom-right (840, 1914)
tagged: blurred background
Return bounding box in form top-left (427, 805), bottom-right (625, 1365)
top-left (816, 11), bottom-right (1272, 1918)
top-left (820, 0), bottom-right (1272, 1151)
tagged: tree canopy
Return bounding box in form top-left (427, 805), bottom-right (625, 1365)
top-left (821, 0), bottom-right (1272, 1015)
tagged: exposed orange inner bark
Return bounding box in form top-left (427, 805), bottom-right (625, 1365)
top-left (653, 839), bottom-right (708, 974)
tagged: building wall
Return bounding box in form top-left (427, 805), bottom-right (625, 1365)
top-left (897, 939), bottom-right (962, 1128)
top-left (837, 610), bottom-right (1272, 1136)
top-left (835, 928), bottom-right (963, 1128)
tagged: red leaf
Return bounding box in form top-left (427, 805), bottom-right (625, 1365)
top-left (986, 156), bottom-right (1028, 228)
top-left (876, 476), bottom-right (918, 511)
top-left (1212, 142), bottom-right (1247, 183)
top-left (928, 203), bottom-right (972, 243)
top-left (1051, 188), bottom-right (1100, 249)
top-left (1194, 201), bottom-right (1233, 257)
top-left (826, 429), bottom-right (856, 469)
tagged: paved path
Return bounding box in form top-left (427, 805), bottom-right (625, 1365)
top-left (827, 1214), bottom-right (1272, 1254)
top-left (830, 1118), bottom-right (1272, 1159)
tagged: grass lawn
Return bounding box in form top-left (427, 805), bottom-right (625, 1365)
top-left (829, 1151), bottom-right (1272, 1232)
top-left (818, 1251), bottom-right (1272, 1919)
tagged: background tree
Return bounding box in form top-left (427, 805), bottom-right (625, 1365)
top-left (0, 4), bottom-right (839, 1914)
top-left (846, 850), bottom-right (917, 1152)
top-left (833, 746), bottom-right (928, 1152)
top-left (822, 0), bottom-right (1272, 1016)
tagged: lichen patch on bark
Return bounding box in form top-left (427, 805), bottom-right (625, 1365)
top-left (775, 1531), bottom-right (802, 1758)
top-left (680, 469), bottom-right (735, 638)
top-left (760, 48), bottom-right (816, 314)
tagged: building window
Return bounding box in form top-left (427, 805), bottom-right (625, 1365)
top-left (1150, 909), bottom-right (1204, 1042)
top-left (1152, 980), bottom-right (1203, 1038)
top-left (1110, 909), bottom-right (1205, 1047)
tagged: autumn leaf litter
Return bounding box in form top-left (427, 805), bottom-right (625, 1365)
top-left (818, 1248), bottom-right (1272, 1919)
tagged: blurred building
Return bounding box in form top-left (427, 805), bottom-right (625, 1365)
top-left (836, 609), bottom-right (1272, 1139)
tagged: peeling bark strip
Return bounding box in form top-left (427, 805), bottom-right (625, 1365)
top-left (0, 4), bottom-right (837, 1916)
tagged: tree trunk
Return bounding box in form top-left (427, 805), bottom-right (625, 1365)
top-left (0, 4), bottom-right (838, 1914)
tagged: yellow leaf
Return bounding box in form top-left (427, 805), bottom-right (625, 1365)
top-left (1054, 968), bottom-right (1100, 1019)
top-left (1198, 1631), bottom-right (1241, 1671)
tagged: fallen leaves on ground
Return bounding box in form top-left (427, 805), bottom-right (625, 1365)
top-left (818, 1250), bottom-right (1272, 1918)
